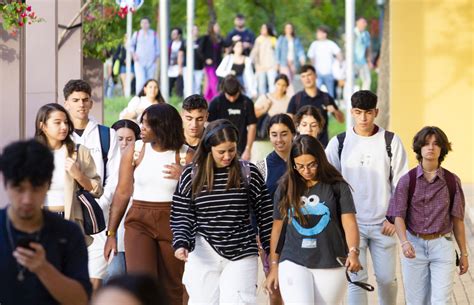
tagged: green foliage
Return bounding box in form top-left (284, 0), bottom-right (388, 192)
top-left (0, 1), bottom-right (43, 34)
top-left (85, 0), bottom-right (380, 60)
top-left (82, 0), bottom-right (127, 61)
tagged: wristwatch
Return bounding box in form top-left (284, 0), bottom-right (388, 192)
top-left (105, 230), bottom-right (116, 237)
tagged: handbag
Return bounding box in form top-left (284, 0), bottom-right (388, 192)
top-left (74, 144), bottom-right (106, 235)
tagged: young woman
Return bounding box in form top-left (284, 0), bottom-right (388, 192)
top-left (119, 79), bottom-right (165, 123)
top-left (106, 119), bottom-right (141, 279)
top-left (34, 103), bottom-right (103, 244)
top-left (216, 40), bottom-right (257, 99)
top-left (200, 21), bottom-right (224, 102)
top-left (171, 119), bottom-right (273, 304)
top-left (294, 105), bottom-right (326, 140)
top-left (275, 23), bottom-right (306, 84)
top-left (104, 104), bottom-right (193, 305)
top-left (387, 126), bottom-right (468, 305)
top-left (255, 114), bottom-right (295, 305)
top-left (265, 135), bottom-right (361, 304)
top-left (254, 74), bottom-right (291, 119)
top-left (250, 23), bottom-right (277, 95)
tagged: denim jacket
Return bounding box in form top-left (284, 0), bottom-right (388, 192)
top-left (275, 35), bottom-right (306, 69)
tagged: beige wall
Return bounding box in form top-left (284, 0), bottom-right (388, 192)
top-left (391, 0), bottom-right (474, 183)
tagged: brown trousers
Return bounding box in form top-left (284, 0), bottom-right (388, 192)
top-left (125, 200), bottom-right (185, 305)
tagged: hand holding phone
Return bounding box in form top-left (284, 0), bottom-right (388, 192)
top-left (16, 236), bottom-right (36, 251)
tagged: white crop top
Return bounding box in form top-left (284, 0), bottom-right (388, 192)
top-left (133, 141), bottom-right (187, 202)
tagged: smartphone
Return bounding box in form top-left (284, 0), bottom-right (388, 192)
top-left (16, 236), bottom-right (36, 251)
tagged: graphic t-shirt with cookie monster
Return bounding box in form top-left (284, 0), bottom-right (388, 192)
top-left (274, 181), bottom-right (356, 269)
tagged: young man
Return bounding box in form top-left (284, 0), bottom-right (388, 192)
top-left (181, 94), bottom-right (208, 150)
top-left (63, 79), bottom-right (120, 290)
top-left (168, 27), bottom-right (185, 98)
top-left (0, 140), bottom-right (91, 305)
top-left (208, 75), bottom-right (257, 160)
top-left (131, 17), bottom-right (160, 94)
top-left (387, 127), bottom-right (468, 305)
top-left (354, 17), bottom-right (372, 90)
top-left (225, 13), bottom-right (255, 55)
top-left (286, 65), bottom-right (344, 147)
top-left (326, 90), bottom-right (408, 305)
top-left (307, 25), bottom-right (343, 98)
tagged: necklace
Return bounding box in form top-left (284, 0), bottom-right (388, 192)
top-left (5, 210), bottom-right (41, 282)
top-left (422, 167), bottom-right (438, 174)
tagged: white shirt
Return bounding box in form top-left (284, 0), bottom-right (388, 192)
top-left (307, 39), bottom-right (341, 75)
top-left (325, 127), bottom-right (408, 224)
top-left (119, 96), bottom-right (153, 123)
top-left (45, 145), bottom-right (67, 207)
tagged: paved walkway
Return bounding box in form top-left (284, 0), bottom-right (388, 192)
top-left (253, 142), bottom-right (474, 304)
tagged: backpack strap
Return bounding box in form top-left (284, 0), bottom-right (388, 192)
top-left (443, 169), bottom-right (457, 210)
top-left (337, 132), bottom-right (346, 160)
top-left (175, 144), bottom-right (189, 166)
top-left (407, 168), bottom-right (418, 206)
top-left (384, 131), bottom-right (394, 185)
top-left (132, 140), bottom-right (144, 166)
top-left (295, 91), bottom-right (303, 110)
top-left (98, 125), bottom-right (110, 186)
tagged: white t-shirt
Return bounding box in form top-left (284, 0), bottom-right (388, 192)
top-left (307, 39), bottom-right (341, 75)
top-left (45, 145), bottom-right (67, 207)
top-left (325, 127), bottom-right (408, 224)
top-left (119, 96), bottom-right (153, 123)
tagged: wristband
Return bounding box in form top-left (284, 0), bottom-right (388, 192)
top-left (401, 240), bottom-right (411, 247)
top-left (460, 252), bottom-right (469, 257)
top-left (270, 261), bottom-right (278, 265)
top-left (106, 230), bottom-right (116, 237)
top-left (349, 247), bottom-right (360, 256)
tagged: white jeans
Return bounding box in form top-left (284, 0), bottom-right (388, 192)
top-left (183, 235), bottom-right (258, 305)
top-left (401, 231), bottom-right (456, 305)
top-left (279, 260), bottom-right (347, 305)
top-left (354, 64), bottom-right (371, 90)
top-left (347, 223), bottom-right (398, 305)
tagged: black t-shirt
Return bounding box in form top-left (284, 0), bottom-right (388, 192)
top-left (208, 93), bottom-right (257, 153)
top-left (274, 182), bottom-right (356, 269)
top-left (74, 129), bottom-right (85, 137)
top-left (287, 90), bottom-right (338, 147)
top-left (0, 209), bottom-right (92, 305)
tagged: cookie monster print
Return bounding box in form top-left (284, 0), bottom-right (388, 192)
top-left (290, 194), bottom-right (331, 236)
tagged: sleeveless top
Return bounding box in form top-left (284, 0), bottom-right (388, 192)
top-left (133, 141), bottom-right (187, 202)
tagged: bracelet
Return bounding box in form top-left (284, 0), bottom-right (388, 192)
top-left (460, 252), bottom-right (469, 257)
top-left (401, 240), bottom-right (411, 247)
top-left (348, 247), bottom-right (360, 256)
top-left (270, 260), bottom-right (278, 265)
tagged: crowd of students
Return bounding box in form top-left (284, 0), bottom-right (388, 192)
top-left (0, 53), bottom-right (470, 305)
top-left (106, 13), bottom-right (373, 104)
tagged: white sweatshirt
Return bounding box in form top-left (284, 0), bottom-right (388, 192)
top-left (326, 127), bottom-right (408, 224)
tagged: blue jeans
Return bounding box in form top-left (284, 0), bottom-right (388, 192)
top-left (401, 231), bottom-right (456, 305)
top-left (135, 62), bottom-right (156, 94)
top-left (317, 74), bottom-right (335, 98)
top-left (256, 69), bottom-right (277, 95)
top-left (348, 223), bottom-right (398, 305)
top-left (104, 251), bottom-right (127, 283)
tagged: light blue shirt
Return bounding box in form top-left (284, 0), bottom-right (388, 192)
top-left (131, 29), bottom-right (160, 67)
top-left (354, 28), bottom-right (370, 66)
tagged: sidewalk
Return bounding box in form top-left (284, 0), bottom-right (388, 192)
top-left (256, 183), bottom-right (474, 304)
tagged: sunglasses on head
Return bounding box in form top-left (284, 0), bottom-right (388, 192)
top-left (336, 257), bottom-right (375, 292)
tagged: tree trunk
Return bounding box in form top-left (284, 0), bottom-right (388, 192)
top-left (206, 0), bottom-right (217, 23)
top-left (375, 1), bottom-right (390, 129)
top-left (83, 57), bottom-right (104, 124)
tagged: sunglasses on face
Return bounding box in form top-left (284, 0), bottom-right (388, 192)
top-left (336, 257), bottom-right (375, 292)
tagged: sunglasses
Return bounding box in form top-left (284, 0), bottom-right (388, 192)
top-left (336, 257), bottom-right (375, 292)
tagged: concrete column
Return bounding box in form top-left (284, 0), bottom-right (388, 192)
top-left (58, 0), bottom-right (83, 103)
top-left (0, 26), bottom-right (24, 207)
top-left (25, 0), bottom-right (58, 138)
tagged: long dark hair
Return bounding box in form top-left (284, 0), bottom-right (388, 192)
top-left (412, 126), bottom-right (452, 164)
top-left (267, 113), bottom-right (296, 134)
top-left (294, 105), bottom-right (326, 130)
top-left (207, 21), bottom-right (221, 44)
top-left (138, 79), bottom-right (166, 104)
top-left (141, 104), bottom-right (184, 151)
top-left (279, 135), bottom-right (346, 221)
top-left (34, 103), bottom-right (75, 157)
top-left (191, 119), bottom-right (241, 198)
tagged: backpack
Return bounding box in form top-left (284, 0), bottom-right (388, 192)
top-left (337, 130), bottom-right (395, 184)
top-left (98, 125), bottom-right (110, 186)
